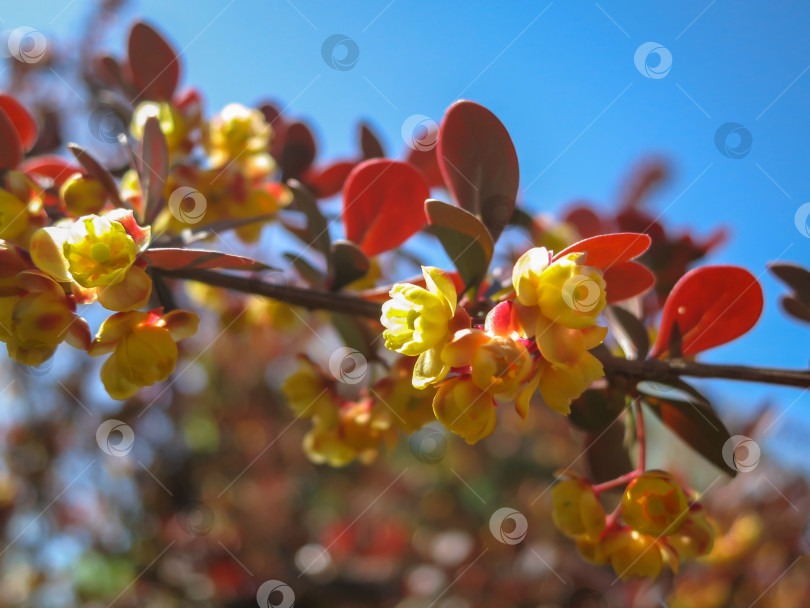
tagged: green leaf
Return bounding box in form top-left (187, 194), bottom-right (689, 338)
top-left (424, 199), bottom-right (493, 293)
top-left (643, 396), bottom-right (734, 476)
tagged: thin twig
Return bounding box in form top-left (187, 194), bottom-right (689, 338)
top-left (160, 267), bottom-right (810, 390)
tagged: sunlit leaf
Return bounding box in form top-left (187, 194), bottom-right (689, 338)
top-left (140, 116), bottom-right (169, 224)
top-left (0, 94), bottom-right (38, 151)
top-left (343, 159), bottom-right (429, 256)
top-left (650, 265), bottom-right (763, 357)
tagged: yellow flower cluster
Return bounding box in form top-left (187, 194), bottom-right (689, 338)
top-left (380, 252), bottom-right (609, 444)
top-left (281, 356), bottom-right (436, 466)
top-left (551, 471), bottom-right (714, 581)
top-left (0, 171), bottom-right (47, 247)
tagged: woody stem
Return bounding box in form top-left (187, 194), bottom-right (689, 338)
top-left (158, 268), bottom-right (810, 390)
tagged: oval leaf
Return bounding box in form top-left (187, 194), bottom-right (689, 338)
top-left (643, 398), bottom-right (734, 476)
top-left (437, 100), bottom-right (519, 242)
top-left (0, 95), bottom-right (38, 151)
top-left (140, 116), bottom-right (169, 224)
top-left (128, 22), bottom-right (180, 101)
top-left (343, 159), bottom-right (429, 257)
top-left (143, 248), bottom-right (272, 271)
top-left (279, 122), bottom-right (317, 180)
top-left (554, 232), bottom-right (651, 269)
top-left (330, 240), bottom-right (370, 291)
top-left (68, 144), bottom-right (126, 209)
top-left (650, 266), bottom-right (764, 358)
top-left (603, 261), bottom-right (656, 303)
top-left (0, 106), bottom-right (23, 170)
top-left (425, 199), bottom-right (493, 292)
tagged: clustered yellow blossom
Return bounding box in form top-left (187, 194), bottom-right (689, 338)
top-left (379, 250), bottom-right (608, 444)
top-left (551, 470), bottom-right (715, 581)
top-left (124, 101), bottom-right (290, 243)
top-left (281, 356), bottom-right (436, 466)
top-left (0, 171), bottom-right (47, 246)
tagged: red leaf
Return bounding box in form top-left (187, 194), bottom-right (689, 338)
top-left (127, 22), bottom-right (180, 101)
top-left (554, 232), bottom-right (651, 269)
top-left (603, 261), bottom-right (656, 303)
top-left (563, 204), bottom-right (607, 238)
top-left (0, 95), bottom-right (38, 151)
top-left (306, 161), bottom-right (356, 199)
top-left (343, 159), bottom-right (429, 257)
top-left (19, 156), bottom-right (80, 187)
top-left (142, 248), bottom-right (271, 271)
top-left (650, 266), bottom-right (764, 358)
top-left (0, 106), bottom-right (23, 170)
top-left (406, 145), bottom-right (444, 189)
top-left (437, 100), bottom-right (519, 241)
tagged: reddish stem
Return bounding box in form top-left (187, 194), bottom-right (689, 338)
top-left (592, 470), bottom-right (641, 495)
top-left (635, 400), bottom-right (646, 472)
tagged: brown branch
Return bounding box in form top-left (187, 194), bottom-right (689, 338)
top-left (160, 267), bottom-right (810, 390)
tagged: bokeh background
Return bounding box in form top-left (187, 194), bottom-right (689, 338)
top-left (0, 1), bottom-right (809, 607)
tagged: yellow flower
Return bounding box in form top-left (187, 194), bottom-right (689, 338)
top-left (381, 266), bottom-right (458, 389)
top-left (206, 103), bottom-right (274, 172)
top-left (536, 351), bottom-right (605, 415)
top-left (0, 188), bottom-right (30, 242)
top-left (440, 329), bottom-right (536, 420)
top-left (281, 356), bottom-right (336, 423)
top-left (432, 376), bottom-right (496, 444)
top-left (622, 470), bottom-right (689, 537)
top-left (536, 253), bottom-right (606, 329)
top-left (0, 270), bottom-right (90, 366)
top-left (59, 173), bottom-right (107, 216)
top-left (63, 216), bottom-right (137, 288)
top-left (372, 357), bottom-right (437, 433)
top-left (89, 308), bottom-right (199, 400)
top-left (665, 508), bottom-right (714, 562)
top-left (131, 101), bottom-right (187, 153)
top-left (601, 528), bottom-right (664, 581)
top-left (551, 478), bottom-right (606, 539)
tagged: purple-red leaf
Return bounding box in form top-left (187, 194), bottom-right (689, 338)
top-left (127, 22), bottom-right (180, 101)
top-left (142, 248), bottom-right (272, 271)
top-left (437, 100), bottom-right (519, 241)
top-left (0, 94), bottom-right (38, 151)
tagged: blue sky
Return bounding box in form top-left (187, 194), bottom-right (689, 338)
top-left (3, 0), bottom-right (810, 469)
